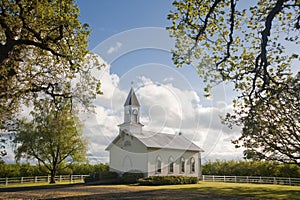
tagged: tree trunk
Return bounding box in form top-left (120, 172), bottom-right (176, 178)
top-left (50, 170), bottom-right (56, 184)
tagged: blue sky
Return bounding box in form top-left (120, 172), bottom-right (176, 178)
top-left (2, 0), bottom-right (242, 164)
top-left (72, 1), bottom-right (243, 164)
top-left (77, 0), bottom-right (174, 50)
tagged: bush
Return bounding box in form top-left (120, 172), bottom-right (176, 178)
top-left (121, 171), bottom-right (144, 184)
top-left (84, 171), bottom-right (119, 183)
top-left (138, 176), bottom-right (198, 185)
top-left (99, 171), bottom-right (119, 179)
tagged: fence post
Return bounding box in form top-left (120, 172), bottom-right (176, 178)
top-left (81, 175), bottom-right (84, 181)
top-left (224, 175), bottom-right (226, 182)
top-left (289, 178), bottom-right (291, 186)
top-left (47, 175), bottom-right (50, 183)
top-left (213, 175), bottom-right (215, 182)
top-left (5, 177), bottom-right (8, 186)
top-left (246, 176), bottom-right (248, 183)
top-left (34, 176), bottom-right (37, 183)
top-left (59, 175), bottom-right (62, 182)
top-left (70, 175), bottom-right (73, 183)
top-left (21, 177), bottom-right (23, 184)
top-left (202, 175), bottom-right (205, 181)
top-left (259, 176), bottom-right (262, 183)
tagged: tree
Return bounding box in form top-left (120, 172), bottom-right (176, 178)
top-left (0, 0), bottom-right (102, 126)
top-left (234, 73), bottom-right (300, 165)
top-left (0, 0), bottom-right (102, 157)
top-left (167, 0), bottom-right (300, 165)
top-left (14, 99), bottom-right (87, 183)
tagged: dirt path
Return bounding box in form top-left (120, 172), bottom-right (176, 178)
top-left (0, 184), bottom-right (263, 200)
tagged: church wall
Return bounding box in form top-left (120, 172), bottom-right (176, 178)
top-left (147, 148), bottom-right (200, 178)
top-left (109, 133), bottom-right (148, 175)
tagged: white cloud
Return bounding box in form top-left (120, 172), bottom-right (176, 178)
top-left (106, 42), bottom-right (122, 54)
top-left (80, 60), bottom-right (243, 164)
top-left (3, 54), bottom-right (243, 164)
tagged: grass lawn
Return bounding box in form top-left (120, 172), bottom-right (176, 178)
top-left (157, 181), bottom-right (300, 200)
top-left (0, 181), bottom-right (299, 199)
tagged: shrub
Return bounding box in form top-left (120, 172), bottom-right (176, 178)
top-left (138, 176), bottom-right (198, 185)
top-left (121, 171), bottom-right (144, 184)
top-left (99, 171), bottom-right (119, 179)
top-left (84, 171), bottom-right (119, 183)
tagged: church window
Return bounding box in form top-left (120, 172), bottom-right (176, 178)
top-left (190, 157), bottom-right (195, 173)
top-left (156, 156), bottom-right (162, 173)
top-left (180, 157), bottom-right (185, 173)
top-left (168, 156), bottom-right (174, 173)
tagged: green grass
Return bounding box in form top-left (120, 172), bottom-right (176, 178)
top-left (1, 181), bottom-right (299, 199)
top-left (153, 181), bottom-right (300, 200)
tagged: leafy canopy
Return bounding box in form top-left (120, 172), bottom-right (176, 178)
top-left (14, 99), bottom-right (87, 183)
top-left (167, 0), bottom-right (300, 165)
top-left (0, 0), bottom-right (102, 129)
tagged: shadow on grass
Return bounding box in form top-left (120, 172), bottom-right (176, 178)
top-left (0, 184), bottom-right (261, 200)
top-left (2, 183), bottom-right (299, 200)
top-left (0, 182), bottom-right (84, 193)
top-left (176, 183), bottom-right (300, 200)
top-left (46, 188), bottom-right (254, 200)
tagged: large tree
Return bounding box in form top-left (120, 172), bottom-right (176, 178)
top-left (14, 99), bottom-right (87, 183)
top-left (167, 0), bottom-right (300, 165)
top-left (0, 0), bottom-right (102, 156)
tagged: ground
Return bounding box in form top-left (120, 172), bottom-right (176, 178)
top-left (0, 183), bottom-right (265, 200)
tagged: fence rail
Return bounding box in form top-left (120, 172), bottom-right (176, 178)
top-left (0, 175), bottom-right (89, 186)
top-left (202, 175), bottom-right (300, 186)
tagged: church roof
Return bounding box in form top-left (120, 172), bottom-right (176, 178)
top-left (135, 131), bottom-right (204, 152)
top-left (106, 131), bottom-right (204, 152)
top-left (124, 88), bottom-right (140, 107)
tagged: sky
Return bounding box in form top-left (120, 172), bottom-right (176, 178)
top-left (2, 0), bottom-right (244, 164)
top-left (71, 0), bottom-right (244, 164)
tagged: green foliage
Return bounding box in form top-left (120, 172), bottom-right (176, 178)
top-left (168, 0), bottom-right (300, 165)
top-left (138, 176), bottom-right (198, 185)
top-left (84, 171), bottom-right (119, 184)
top-left (0, 0), bottom-right (103, 156)
top-left (99, 171), bottom-right (119, 180)
top-left (0, 163), bottom-right (109, 178)
top-left (0, 163), bottom-right (47, 177)
top-left (121, 171), bottom-right (144, 184)
top-left (14, 100), bottom-right (87, 183)
top-left (202, 160), bottom-right (300, 177)
top-left (68, 163), bottom-right (109, 176)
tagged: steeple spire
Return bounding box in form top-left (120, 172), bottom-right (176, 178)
top-left (124, 88), bottom-right (140, 107)
top-left (119, 87), bottom-right (143, 134)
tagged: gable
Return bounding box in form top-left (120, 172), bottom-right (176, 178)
top-left (105, 132), bottom-right (147, 153)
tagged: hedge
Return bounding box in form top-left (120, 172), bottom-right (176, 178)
top-left (121, 172), bottom-right (144, 184)
top-left (84, 171), bottom-right (119, 183)
top-left (138, 176), bottom-right (198, 185)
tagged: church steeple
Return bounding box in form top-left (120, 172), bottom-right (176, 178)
top-left (124, 88), bottom-right (140, 107)
top-left (119, 88), bottom-right (143, 134)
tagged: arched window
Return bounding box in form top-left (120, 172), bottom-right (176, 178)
top-left (168, 156), bottom-right (174, 173)
top-left (156, 156), bottom-right (162, 173)
top-left (180, 157), bottom-right (185, 173)
top-left (190, 157), bottom-right (195, 173)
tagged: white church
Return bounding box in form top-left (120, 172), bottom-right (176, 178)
top-left (106, 88), bottom-right (204, 178)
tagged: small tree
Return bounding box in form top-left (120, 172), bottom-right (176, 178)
top-left (14, 99), bottom-right (87, 183)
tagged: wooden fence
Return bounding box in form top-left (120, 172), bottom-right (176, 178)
top-left (2, 174), bottom-right (300, 186)
top-left (0, 175), bottom-right (89, 186)
top-left (201, 175), bottom-right (300, 186)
